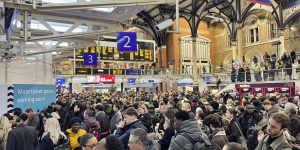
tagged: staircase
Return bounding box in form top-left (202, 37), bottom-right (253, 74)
top-left (216, 83), bottom-right (235, 95)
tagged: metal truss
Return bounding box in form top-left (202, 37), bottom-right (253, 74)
top-left (3, 0), bottom-right (176, 11)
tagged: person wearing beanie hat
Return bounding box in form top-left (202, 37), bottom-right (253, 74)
top-left (67, 117), bottom-right (86, 150)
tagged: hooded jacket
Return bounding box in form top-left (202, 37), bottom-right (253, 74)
top-left (146, 139), bottom-right (161, 150)
top-left (115, 120), bottom-right (147, 150)
top-left (0, 127), bottom-right (9, 150)
top-left (168, 119), bottom-right (203, 150)
top-left (80, 117), bottom-right (101, 133)
top-left (66, 128), bottom-right (86, 150)
top-left (109, 111), bottom-right (122, 132)
top-left (95, 111), bottom-right (110, 135)
top-left (210, 130), bottom-right (229, 150)
top-left (288, 113), bottom-right (300, 139)
top-left (239, 111), bottom-right (262, 137)
top-left (225, 117), bottom-right (242, 142)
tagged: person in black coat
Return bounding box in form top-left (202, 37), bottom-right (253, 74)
top-left (74, 103), bottom-right (84, 121)
top-left (239, 104), bottom-right (262, 138)
top-left (158, 110), bottom-right (176, 150)
top-left (6, 113), bottom-right (38, 150)
top-left (245, 67), bottom-right (251, 82)
top-left (153, 98), bottom-right (159, 108)
top-left (137, 105), bottom-right (152, 132)
top-left (286, 61), bottom-right (292, 80)
top-left (292, 50), bottom-right (296, 62)
top-left (56, 101), bottom-right (67, 129)
top-left (237, 67), bottom-right (245, 82)
top-left (225, 108), bottom-right (242, 142)
top-left (231, 68), bottom-right (236, 82)
top-left (95, 105), bottom-right (110, 139)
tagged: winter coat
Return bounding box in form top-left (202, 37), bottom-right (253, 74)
top-left (110, 111), bottom-right (122, 132)
top-left (168, 119), bottom-right (203, 150)
top-left (56, 108), bottom-right (67, 128)
top-left (138, 113), bottom-right (152, 131)
top-left (209, 130), bottom-right (229, 150)
top-left (80, 117), bottom-right (101, 133)
top-left (46, 105), bottom-right (54, 114)
top-left (153, 101), bottom-right (159, 108)
top-left (62, 111), bottom-right (74, 132)
top-left (39, 134), bottom-right (67, 150)
top-left (147, 139), bottom-right (161, 150)
top-left (0, 127), bottom-right (9, 150)
top-left (158, 115), bottom-right (165, 131)
top-left (74, 111), bottom-right (84, 122)
top-left (288, 113), bottom-right (300, 138)
top-left (188, 111), bottom-right (195, 119)
top-left (27, 114), bottom-right (40, 131)
top-left (286, 64), bottom-right (292, 75)
top-left (95, 111), bottom-right (110, 135)
top-left (255, 133), bottom-right (292, 150)
top-left (210, 109), bottom-right (224, 127)
top-left (66, 128), bottom-right (86, 150)
top-left (158, 126), bottom-right (175, 150)
top-left (6, 124), bottom-right (38, 150)
top-left (225, 117), bottom-right (241, 142)
top-left (115, 120), bottom-right (147, 150)
top-left (239, 112), bottom-right (262, 138)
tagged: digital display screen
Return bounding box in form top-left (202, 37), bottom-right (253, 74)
top-left (205, 77), bottom-right (210, 82)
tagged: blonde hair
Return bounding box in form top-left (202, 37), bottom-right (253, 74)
top-left (42, 118), bottom-right (66, 145)
top-left (0, 116), bottom-right (11, 134)
top-left (139, 105), bottom-right (148, 113)
top-left (153, 97), bottom-right (158, 102)
top-left (51, 112), bottom-right (60, 120)
top-left (227, 99), bottom-right (234, 105)
top-left (196, 107), bottom-right (203, 114)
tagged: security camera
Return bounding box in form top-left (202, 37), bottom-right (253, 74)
top-left (0, 44), bottom-right (13, 49)
top-left (155, 19), bottom-right (174, 31)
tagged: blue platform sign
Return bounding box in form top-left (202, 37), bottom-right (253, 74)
top-left (13, 84), bottom-right (56, 112)
top-left (8, 9), bottom-right (18, 41)
top-left (84, 53), bottom-right (98, 66)
top-left (116, 32), bottom-right (137, 53)
top-left (148, 80), bottom-right (154, 83)
top-left (153, 83), bottom-right (158, 86)
top-left (56, 78), bottom-right (65, 84)
top-left (126, 69), bottom-right (141, 75)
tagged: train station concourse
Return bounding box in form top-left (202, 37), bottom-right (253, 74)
top-left (1, 0), bottom-right (300, 150)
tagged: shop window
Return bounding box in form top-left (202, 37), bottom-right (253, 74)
top-left (271, 23), bottom-right (277, 39)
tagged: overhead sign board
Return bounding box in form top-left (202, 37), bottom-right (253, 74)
top-left (84, 53), bottom-right (97, 66)
top-left (128, 79), bottom-right (136, 83)
top-left (246, 0), bottom-right (270, 6)
top-left (117, 32), bottom-right (137, 53)
top-left (87, 75), bottom-right (100, 83)
top-left (126, 69), bottom-right (141, 75)
top-left (100, 75), bottom-right (115, 83)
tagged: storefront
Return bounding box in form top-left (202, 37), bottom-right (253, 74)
top-left (235, 82), bottom-right (295, 97)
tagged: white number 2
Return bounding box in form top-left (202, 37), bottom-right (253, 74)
top-left (88, 55), bottom-right (93, 63)
top-left (124, 36), bottom-right (131, 48)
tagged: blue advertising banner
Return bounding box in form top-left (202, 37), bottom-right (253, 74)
top-left (178, 83), bottom-right (193, 86)
top-left (126, 69), bottom-right (141, 75)
top-left (148, 80), bottom-right (154, 82)
top-left (116, 32), bottom-right (137, 53)
top-left (84, 53), bottom-right (98, 66)
top-left (153, 83), bottom-right (158, 86)
top-left (13, 84), bottom-right (56, 112)
top-left (246, 0), bottom-right (270, 6)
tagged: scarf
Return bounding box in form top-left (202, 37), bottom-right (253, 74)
top-left (25, 112), bottom-right (36, 125)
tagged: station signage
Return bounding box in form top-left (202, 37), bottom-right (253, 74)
top-left (100, 75), bottom-right (115, 83)
top-left (116, 32), bottom-right (137, 53)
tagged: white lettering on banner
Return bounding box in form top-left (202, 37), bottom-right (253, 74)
top-left (18, 89), bottom-right (30, 94)
top-left (240, 85), bottom-right (250, 87)
top-left (243, 88), bottom-right (249, 91)
top-left (17, 97), bottom-right (46, 103)
top-left (44, 89), bottom-right (54, 95)
top-left (281, 88), bottom-right (289, 91)
top-left (268, 88), bottom-right (274, 91)
top-left (100, 78), bottom-right (112, 82)
top-left (255, 88), bottom-right (261, 91)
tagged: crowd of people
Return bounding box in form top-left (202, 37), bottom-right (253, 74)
top-left (1, 90), bottom-right (300, 150)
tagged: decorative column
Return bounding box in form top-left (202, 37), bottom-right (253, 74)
top-left (279, 30), bottom-right (285, 56)
top-left (237, 23), bottom-right (243, 64)
top-left (231, 40), bottom-right (237, 61)
top-left (192, 37), bottom-right (199, 92)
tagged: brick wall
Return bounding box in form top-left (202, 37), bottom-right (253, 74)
top-left (165, 18), bottom-right (216, 70)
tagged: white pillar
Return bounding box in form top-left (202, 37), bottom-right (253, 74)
top-left (279, 30), bottom-right (285, 56)
top-left (192, 37), bottom-right (198, 87)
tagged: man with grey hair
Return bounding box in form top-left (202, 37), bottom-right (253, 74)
top-left (284, 102), bottom-right (300, 140)
top-left (258, 106), bottom-right (283, 134)
top-left (258, 93), bottom-right (266, 102)
top-left (128, 128), bottom-right (160, 150)
top-left (181, 103), bottom-right (195, 119)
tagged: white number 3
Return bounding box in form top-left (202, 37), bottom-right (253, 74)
top-left (124, 36), bottom-right (131, 48)
top-left (88, 55), bottom-right (93, 63)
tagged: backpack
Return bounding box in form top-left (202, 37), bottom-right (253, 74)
top-left (37, 114), bottom-right (44, 132)
top-left (214, 113), bottom-right (229, 129)
top-left (84, 121), bottom-right (101, 141)
top-left (247, 125), bottom-right (263, 150)
top-left (181, 132), bottom-right (212, 150)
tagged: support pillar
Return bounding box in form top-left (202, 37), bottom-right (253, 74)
top-left (121, 82), bottom-right (123, 93)
top-left (5, 62), bottom-right (7, 84)
top-left (161, 46), bottom-right (167, 68)
top-left (156, 47), bottom-right (162, 68)
top-left (279, 30), bottom-right (285, 57)
top-left (237, 24), bottom-right (243, 64)
top-left (192, 37), bottom-right (198, 92)
top-left (231, 40), bottom-right (237, 62)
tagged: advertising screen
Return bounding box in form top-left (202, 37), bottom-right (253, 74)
top-left (56, 78), bottom-right (65, 84)
top-left (100, 75), bottom-right (115, 83)
top-left (87, 75), bottom-right (100, 83)
top-left (128, 79), bottom-right (135, 83)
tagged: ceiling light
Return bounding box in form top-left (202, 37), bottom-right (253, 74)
top-left (89, 7), bottom-right (116, 13)
top-left (52, 52), bottom-right (57, 55)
